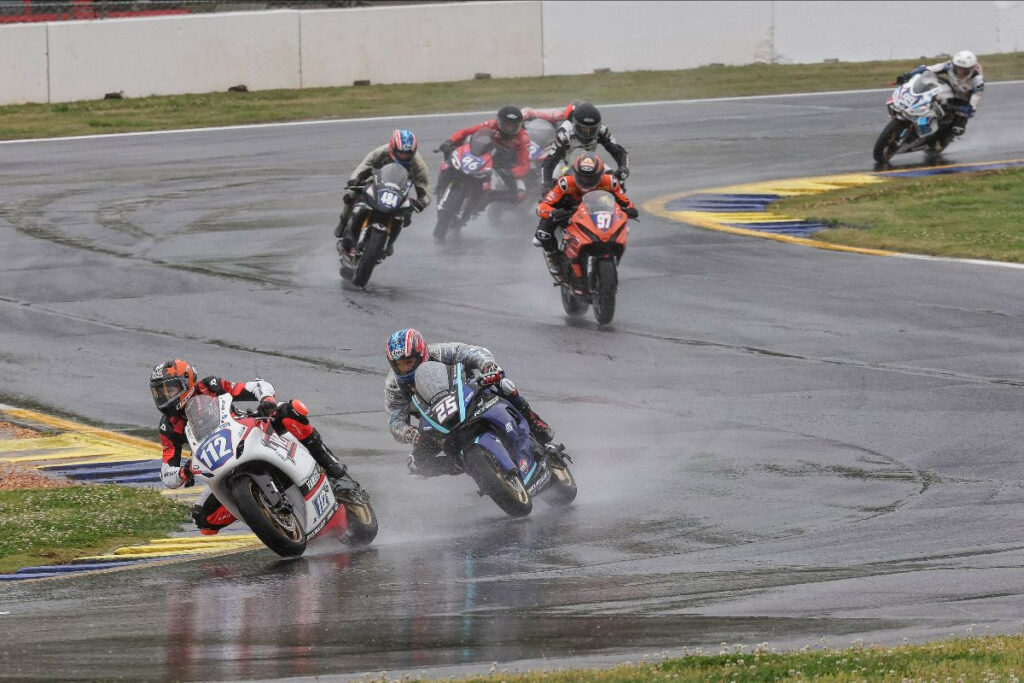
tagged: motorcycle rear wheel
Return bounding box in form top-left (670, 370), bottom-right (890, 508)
top-left (560, 283), bottom-right (589, 317)
top-left (352, 229), bottom-right (387, 288)
top-left (873, 118), bottom-right (909, 164)
top-left (462, 443), bottom-right (532, 517)
top-left (592, 258), bottom-right (618, 325)
top-left (338, 487), bottom-right (378, 547)
top-left (230, 473), bottom-right (307, 558)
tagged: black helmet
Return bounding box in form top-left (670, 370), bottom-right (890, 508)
top-left (572, 102), bottom-right (601, 143)
top-left (496, 105), bottom-right (524, 138)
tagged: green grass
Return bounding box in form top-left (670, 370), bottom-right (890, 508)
top-left (772, 168), bottom-right (1024, 261)
top-left (0, 484), bottom-right (190, 572)
top-left (3, 51), bottom-right (1024, 140)
top-left (451, 634), bottom-right (1024, 681)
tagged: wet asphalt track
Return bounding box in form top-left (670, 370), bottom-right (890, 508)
top-left (2, 83), bottom-right (1024, 680)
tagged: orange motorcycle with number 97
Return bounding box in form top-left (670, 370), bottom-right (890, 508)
top-left (554, 189), bottom-right (631, 325)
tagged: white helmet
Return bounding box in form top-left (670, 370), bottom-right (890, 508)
top-left (951, 50), bottom-right (978, 82)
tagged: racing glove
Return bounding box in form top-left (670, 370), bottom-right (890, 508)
top-left (614, 166), bottom-right (630, 182)
top-left (160, 460), bottom-right (195, 489)
top-left (256, 397), bottom-right (279, 418)
top-left (410, 197), bottom-right (426, 212)
top-left (479, 362), bottom-right (504, 386)
top-left (400, 425), bottom-right (422, 447)
top-left (437, 140), bottom-right (456, 157)
top-left (624, 206), bottom-right (639, 219)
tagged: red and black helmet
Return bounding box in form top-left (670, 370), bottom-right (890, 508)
top-left (149, 359), bottom-right (197, 414)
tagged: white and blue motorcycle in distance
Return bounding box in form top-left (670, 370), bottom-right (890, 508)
top-left (874, 70), bottom-right (957, 164)
top-left (184, 394), bottom-right (378, 557)
top-left (338, 162), bottom-right (415, 287)
top-left (411, 361), bottom-right (577, 517)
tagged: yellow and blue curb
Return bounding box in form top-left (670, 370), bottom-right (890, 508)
top-left (0, 404), bottom-right (259, 581)
top-left (644, 158), bottom-right (1024, 255)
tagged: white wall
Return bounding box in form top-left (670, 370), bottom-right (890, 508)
top-left (997, 0), bottom-right (1024, 52)
top-left (46, 11), bottom-right (301, 103)
top-left (772, 1), bottom-right (1000, 64)
top-left (541, 1), bottom-right (774, 73)
top-left (0, 1), bottom-right (1020, 107)
top-left (0, 23), bottom-right (49, 105)
top-left (300, 1), bottom-right (543, 88)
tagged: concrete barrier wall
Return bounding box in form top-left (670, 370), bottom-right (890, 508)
top-left (0, 23), bottom-right (49, 105)
top-left (299, 1), bottom-right (543, 88)
top-left (0, 1), bottom-right (1020, 106)
top-left (46, 11), bottom-right (301, 103)
top-left (772, 1), bottom-right (1001, 64)
top-left (540, 1), bottom-right (774, 74)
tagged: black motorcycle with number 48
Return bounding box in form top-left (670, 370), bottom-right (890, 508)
top-left (338, 163), bottom-right (416, 288)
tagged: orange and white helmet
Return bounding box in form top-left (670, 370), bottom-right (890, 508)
top-left (149, 359), bottom-right (197, 414)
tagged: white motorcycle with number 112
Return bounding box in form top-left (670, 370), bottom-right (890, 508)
top-left (184, 393), bottom-right (377, 557)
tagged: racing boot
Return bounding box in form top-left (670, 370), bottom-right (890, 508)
top-left (301, 429), bottom-right (349, 481)
top-left (544, 250), bottom-right (565, 279)
top-left (508, 392), bottom-right (554, 444)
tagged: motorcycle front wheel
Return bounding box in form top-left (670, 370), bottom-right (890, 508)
top-left (591, 258), bottom-right (618, 325)
top-left (352, 228), bottom-right (387, 288)
top-left (462, 443), bottom-right (532, 517)
top-left (230, 472), bottom-right (307, 558)
top-left (873, 118), bottom-right (910, 164)
top-left (434, 185), bottom-right (464, 243)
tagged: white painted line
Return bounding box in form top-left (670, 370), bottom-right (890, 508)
top-left (3, 80), bottom-right (1022, 146)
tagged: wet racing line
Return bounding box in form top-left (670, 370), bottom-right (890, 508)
top-left (0, 404), bottom-right (259, 581)
top-left (644, 157), bottom-right (1024, 263)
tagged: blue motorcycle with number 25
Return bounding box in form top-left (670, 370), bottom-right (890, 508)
top-left (411, 361), bottom-right (577, 517)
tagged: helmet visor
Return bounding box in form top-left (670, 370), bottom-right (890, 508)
top-left (393, 356), bottom-right (421, 375)
top-left (392, 147), bottom-right (414, 163)
top-left (498, 119), bottom-right (522, 136)
top-left (953, 64), bottom-right (972, 80)
top-left (575, 122), bottom-right (599, 141)
top-left (151, 378), bottom-right (186, 409)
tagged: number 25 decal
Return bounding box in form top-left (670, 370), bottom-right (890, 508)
top-left (433, 395), bottom-right (460, 422)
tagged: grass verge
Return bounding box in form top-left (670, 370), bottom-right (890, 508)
top-left (772, 168), bottom-right (1024, 262)
top-left (0, 484), bottom-right (189, 572)
top-left (453, 634), bottom-right (1024, 681)
top-left (2, 52), bottom-right (1024, 140)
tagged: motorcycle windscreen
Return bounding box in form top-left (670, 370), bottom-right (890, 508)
top-left (378, 162), bottom-right (409, 188)
top-left (469, 129), bottom-right (496, 156)
top-left (911, 71), bottom-right (940, 94)
top-left (184, 394), bottom-right (224, 442)
top-left (581, 190), bottom-right (619, 232)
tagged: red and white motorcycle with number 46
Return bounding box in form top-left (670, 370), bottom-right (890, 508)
top-left (184, 393), bottom-right (377, 557)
